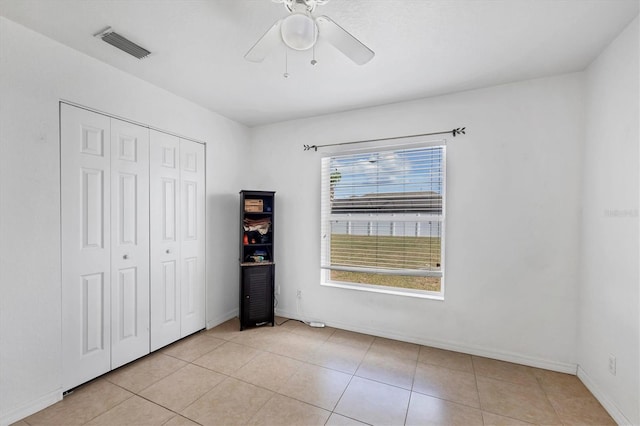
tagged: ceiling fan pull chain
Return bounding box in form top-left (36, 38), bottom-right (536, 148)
top-left (283, 49), bottom-right (290, 78)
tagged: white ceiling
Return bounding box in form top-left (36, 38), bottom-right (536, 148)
top-left (1, 0), bottom-right (638, 127)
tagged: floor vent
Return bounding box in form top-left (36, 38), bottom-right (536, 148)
top-left (95, 27), bottom-right (151, 59)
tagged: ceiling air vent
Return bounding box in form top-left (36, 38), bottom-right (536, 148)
top-left (94, 27), bottom-right (151, 59)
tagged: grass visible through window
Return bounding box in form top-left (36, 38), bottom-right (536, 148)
top-left (329, 234), bottom-right (441, 292)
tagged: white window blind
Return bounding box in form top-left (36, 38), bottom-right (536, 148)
top-left (321, 145), bottom-right (445, 293)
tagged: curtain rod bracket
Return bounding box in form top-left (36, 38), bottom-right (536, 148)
top-left (303, 127), bottom-right (466, 151)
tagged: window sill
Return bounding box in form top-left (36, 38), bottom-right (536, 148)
top-left (321, 280), bottom-right (444, 300)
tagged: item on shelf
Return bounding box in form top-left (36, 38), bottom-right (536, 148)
top-left (243, 217), bottom-right (271, 234)
top-left (243, 234), bottom-right (249, 245)
top-left (245, 199), bottom-right (263, 212)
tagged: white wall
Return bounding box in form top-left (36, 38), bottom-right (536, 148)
top-left (249, 73), bottom-right (585, 371)
top-left (0, 17), bottom-right (248, 424)
top-left (578, 17), bottom-right (639, 426)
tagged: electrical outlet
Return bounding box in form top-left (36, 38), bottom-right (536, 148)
top-left (296, 289), bottom-right (302, 299)
top-left (608, 355), bottom-right (616, 375)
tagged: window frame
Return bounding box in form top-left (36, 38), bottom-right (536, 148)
top-left (320, 142), bottom-right (446, 300)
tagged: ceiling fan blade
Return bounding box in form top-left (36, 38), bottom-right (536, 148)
top-left (316, 16), bottom-right (374, 65)
top-left (244, 20), bottom-right (282, 63)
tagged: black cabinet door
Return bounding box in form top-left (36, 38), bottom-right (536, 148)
top-left (240, 264), bottom-right (274, 330)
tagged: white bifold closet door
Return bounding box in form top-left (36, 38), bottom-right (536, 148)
top-left (109, 118), bottom-right (150, 369)
top-left (61, 104), bottom-right (150, 390)
top-left (150, 130), bottom-right (205, 351)
top-left (178, 139), bottom-right (206, 337)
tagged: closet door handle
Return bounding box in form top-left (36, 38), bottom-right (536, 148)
top-left (123, 254), bottom-right (129, 260)
top-left (166, 249), bottom-right (171, 254)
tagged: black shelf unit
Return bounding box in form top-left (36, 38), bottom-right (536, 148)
top-left (239, 190), bottom-right (275, 330)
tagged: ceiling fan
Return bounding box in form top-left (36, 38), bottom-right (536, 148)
top-left (244, 0), bottom-right (375, 66)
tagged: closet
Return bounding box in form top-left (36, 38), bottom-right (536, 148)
top-left (60, 104), bottom-right (205, 391)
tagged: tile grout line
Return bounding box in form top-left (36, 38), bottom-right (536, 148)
top-left (133, 392), bottom-right (201, 425)
top-left (470, 354), bottom-right (485, 424)
top-left (471, 356), bottom-right (565, 425)
top-left (403, 348), bottom-right (421, 425)
top-left (242, 388), bottom-right (280, 426)
top-left (327, 369), bottom-right (357, 422)
top-left (77, 390), bottom-right (136, 425)
top-left (535, 375), bottom-right (565, 425)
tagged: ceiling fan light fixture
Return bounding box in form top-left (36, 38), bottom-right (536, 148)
top-left (281, 13), bottom-right (317, 50)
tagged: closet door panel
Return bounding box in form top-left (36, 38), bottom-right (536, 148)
top-left (110, 118), bottom-right (150, 369)
top-left (180, 140), bottom-right (205, 337)
top-left (150, 130), bottom-right (181, 351)
top-left (61, 104), bottom-right (112, 391)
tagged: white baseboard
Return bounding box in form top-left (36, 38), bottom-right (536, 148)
top-left (274, 309), bottom-right (576, 374)
top-left (0, 388), bottom-right (62, 426)
top-left (577, 366), bottom-right (632, 425)
top-left (206, 308), bottom-right (238, 330)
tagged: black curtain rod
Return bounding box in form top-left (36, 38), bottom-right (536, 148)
top-left (303, 127), bottom-right (466, 152)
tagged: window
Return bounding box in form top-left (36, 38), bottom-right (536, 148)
top-left (320, 144), bottom-right (445, 297)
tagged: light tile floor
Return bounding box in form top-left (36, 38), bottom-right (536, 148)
top-left (16, 318), bottom-right (615, 426)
